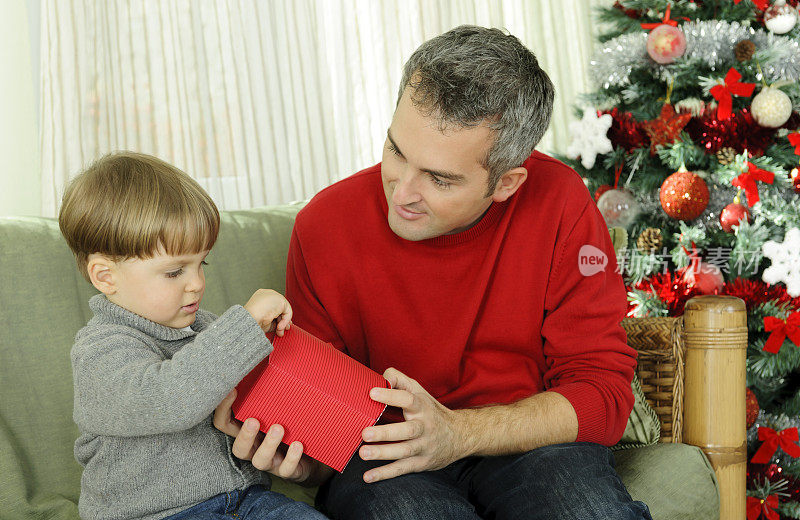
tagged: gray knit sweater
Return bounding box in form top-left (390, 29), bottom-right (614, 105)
top-left (72, 295), bottom-right (273, 520)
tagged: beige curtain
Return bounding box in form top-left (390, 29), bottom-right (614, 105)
top-left (41, 0), bottom-right (607, 216)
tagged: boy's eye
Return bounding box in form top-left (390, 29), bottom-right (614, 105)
top-left (166, 268), bottom-right (183, 278)
top-left (201, 260), bottom-right (209, 266)
top-left (387, 142), bottom-right (401, 156)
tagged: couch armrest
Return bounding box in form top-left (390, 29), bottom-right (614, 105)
top-left (683, 295), bottom-right (747, 520)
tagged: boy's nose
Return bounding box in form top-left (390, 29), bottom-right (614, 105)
top-left (186, 273), bottom-right (204, 293)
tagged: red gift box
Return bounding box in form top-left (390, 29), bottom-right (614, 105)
top-left (232, 325), bottom-right (389, 472)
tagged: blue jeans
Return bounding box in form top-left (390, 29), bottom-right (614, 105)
top-left (164, 484), bottom-right (327, 520)
top-left (317, 442), bottom-right (652, 520)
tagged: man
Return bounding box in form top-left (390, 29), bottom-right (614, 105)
top-left (215, 25), bottom-right (651, 519)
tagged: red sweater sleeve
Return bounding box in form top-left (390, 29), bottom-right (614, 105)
top-left (542, 200), bottom-right (637, 446)
top-left (285, 227), bottom-right (347, 353)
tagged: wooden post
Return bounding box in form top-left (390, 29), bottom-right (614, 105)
top-left (682, 295), bottom-right (747, 520)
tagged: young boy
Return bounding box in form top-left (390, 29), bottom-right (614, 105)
top-left (58, 151), bottom-right (327, 520)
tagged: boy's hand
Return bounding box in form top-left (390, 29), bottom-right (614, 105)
top-left (244, 289), bottom-right (293, 336)
top-left (213, 389), bottom-right (332, 486)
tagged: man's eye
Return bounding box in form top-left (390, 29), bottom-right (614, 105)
top-left (166, 268), bottom-right (183, 278)
top-left (430, 176), bottom-right (451, 189)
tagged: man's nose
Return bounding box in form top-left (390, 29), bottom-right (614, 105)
top-left (391, 171), bottom-right (423, 206)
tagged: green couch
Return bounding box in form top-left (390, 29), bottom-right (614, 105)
top-left (0, 205), bottom-right (720, 520)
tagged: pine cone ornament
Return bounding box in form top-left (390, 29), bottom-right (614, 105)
top-left (637, 227), bottom-right (663, 252)
top-left (716, 147), bottom-right (737, 165)
top-left (734, 39), bottom-right (756, 62)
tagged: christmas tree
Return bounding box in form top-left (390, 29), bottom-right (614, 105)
top-left (562, 0), bottom-right (800, 516)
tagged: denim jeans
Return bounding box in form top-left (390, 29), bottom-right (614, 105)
top-left (317, 442), bottom-right (652, 520)
top-left (163, 484), bottom-right (327, 520)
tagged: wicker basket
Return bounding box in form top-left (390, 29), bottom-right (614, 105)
top-left (621, 316), bottom-right (685, 444)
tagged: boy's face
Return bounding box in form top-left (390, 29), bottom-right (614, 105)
top-left (107, 249), bottom-right (209, 329)
top-left (380, 87), bottom-right (499, 242)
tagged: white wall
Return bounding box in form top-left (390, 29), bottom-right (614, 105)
top-left (0, 0), bottom-right (40, 216)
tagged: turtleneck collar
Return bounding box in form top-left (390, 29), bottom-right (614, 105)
top-left (88, 294), bottom-right (203, 341)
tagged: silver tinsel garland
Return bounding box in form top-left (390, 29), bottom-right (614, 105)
top-left (591, 20), bottom-right (800, 89)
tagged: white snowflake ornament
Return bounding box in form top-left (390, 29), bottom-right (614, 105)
top-left (762, 227), bottom-right (800, 296)
top-left (566, 107), bottom-right (613, 169)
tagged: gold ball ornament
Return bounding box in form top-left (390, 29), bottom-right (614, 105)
top-left (751, 86), bottom-right (793, 128)
top-left (764, 0), bottom-right (798, 34)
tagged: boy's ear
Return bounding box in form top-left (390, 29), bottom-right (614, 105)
top-left (87, 254), bottom-right (118, 295)
top-left (491, 166), bottom-right (528, 203)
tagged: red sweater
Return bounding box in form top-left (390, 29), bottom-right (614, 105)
top-left (286, 151), bottom-right (636, 446)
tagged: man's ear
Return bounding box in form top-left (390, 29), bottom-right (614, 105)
top-left (491, 166), bottom-right (528, 203)
top-left (87, 254), bottom-right (118, 295)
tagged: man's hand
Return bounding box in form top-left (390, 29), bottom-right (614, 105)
top-left (213, 389), bottom-right (330, 485)
top-left (358, 367), bottom-right (469, 483)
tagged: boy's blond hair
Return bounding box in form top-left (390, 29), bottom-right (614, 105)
top-left (59, 151), bottom-right (220, 281)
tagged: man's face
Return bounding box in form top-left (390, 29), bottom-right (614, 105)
top-left (381, 88), bottom-right (497, 241)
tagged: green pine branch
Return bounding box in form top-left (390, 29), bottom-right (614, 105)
top-left (755, 195), bottom-right (800, 231)
top-left (627, 288), bottom-right (668, 318)
top-left (671, 221), bottom-right (708, 268)
top-left (747, 341), bottom-right (800, 381)
top-left (729, 217), bottom-right (769, 278)
top-left (779, 500), bottom-right (800, 519)
top-left (620, 248), bottom-right (663, 285)
top-left (657, 133), bottom-right (709, 171)
top-left (777, 388), bottom-right (800, 421)
top-left (766, 141), bottom-right (800, 169)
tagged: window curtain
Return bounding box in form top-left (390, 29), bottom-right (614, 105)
top-left (41, 0), bottom-right (607, 216)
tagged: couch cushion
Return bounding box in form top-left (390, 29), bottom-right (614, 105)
top-left (614, 443), bottom-right (719, 520)
top-left (0, 217), bottom-right (90, 519)
top-left (614, 374), bottom-right (661, 449)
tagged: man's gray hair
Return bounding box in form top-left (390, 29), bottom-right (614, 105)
top-left (398, 25), bottom-right (554, 194)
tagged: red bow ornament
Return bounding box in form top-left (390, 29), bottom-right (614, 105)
top-left (747, 495), bottom-right (780, 520)
top-left (789, 132), bottom-right (800, 156)
top-left (751, 426), bottom-right (800, 464)
top-left (710, 68), bottom-right (756, 120)
top-left (641, 4), bottom-right (679, 29)
top-left (763, 312), bottom-right (800, 353)
top-left (735, 0), bottom-right (770, 11)
top-left (732, 162), bottom-right (774, 206)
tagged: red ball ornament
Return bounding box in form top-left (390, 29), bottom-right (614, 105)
top-left (746, 387), bottom-right (759, 429)
top-left (720, 203), bottom-right (752, 232)
top-left (791, 167), bottom-right (800, 194)
top-left (682, 261), bottom-right (724, 295)
top-left (646, 24), bottom-right (687, 64)
top-left (594, 184), bottom-right (613, 202)
top-left (660, 167), bottom-right (710, 220)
